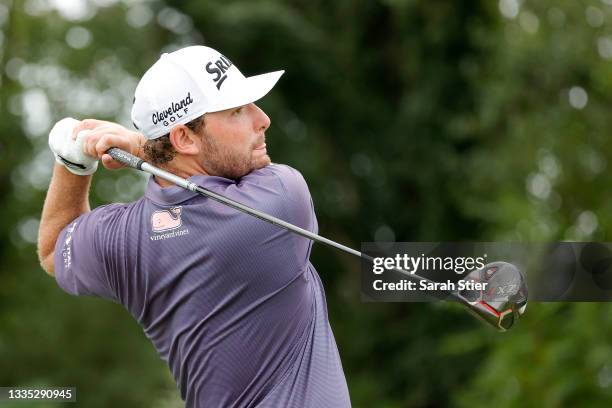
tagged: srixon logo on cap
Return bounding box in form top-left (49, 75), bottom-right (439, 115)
top-left (206, 55), bottom-right (233, 90)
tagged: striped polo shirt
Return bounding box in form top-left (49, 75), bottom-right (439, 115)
top-left (54, 164), bottom-right (351, 407)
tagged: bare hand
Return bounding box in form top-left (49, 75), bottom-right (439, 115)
top-left (73, 119), bottom-right (145, 170)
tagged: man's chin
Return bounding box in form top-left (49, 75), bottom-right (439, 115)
top-left (253, 154), bottom-right (271, 170)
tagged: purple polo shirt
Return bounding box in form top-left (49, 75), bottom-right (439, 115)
top-left (54, 164), bottom-right (351, 407)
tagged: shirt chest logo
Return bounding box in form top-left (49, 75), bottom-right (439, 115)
top-left (151, 206), bottom-right (182, 232)
top-left (150, 206), bottom-right (190, 241)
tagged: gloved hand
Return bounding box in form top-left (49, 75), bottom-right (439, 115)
top-left (48, 117), bottom-right (99, 176)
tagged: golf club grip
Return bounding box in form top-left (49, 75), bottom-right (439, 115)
top-left (107, 148), bottom-right (144, 170)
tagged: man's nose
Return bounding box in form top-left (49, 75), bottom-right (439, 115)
top-left (252, 104), bottom-right (271, 133)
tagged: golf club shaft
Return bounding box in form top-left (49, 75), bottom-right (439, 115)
top-left (106, 147), bottom-right (458, 300)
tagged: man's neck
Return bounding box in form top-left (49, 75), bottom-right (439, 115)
top-left (155, 175), bottom-right (179, 188)
top-left (155, 159), bottom-right (209, 188)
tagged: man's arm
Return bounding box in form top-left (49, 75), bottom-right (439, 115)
top-left (37, 164), bottom-right (92, 276)
top-left (38, 118), bottom-right (146, 277)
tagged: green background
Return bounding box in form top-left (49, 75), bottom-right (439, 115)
top-left (2, 0), bottom-right (612, 406)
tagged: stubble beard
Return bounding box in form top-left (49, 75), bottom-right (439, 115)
top-left (201, 132), bottom-right (270, 180)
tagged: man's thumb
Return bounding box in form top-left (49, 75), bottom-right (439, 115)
top-left (101, 154), bottom-right (123, 169)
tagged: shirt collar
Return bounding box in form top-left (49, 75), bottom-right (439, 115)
top-left (145, 173), bottom-right (234, 205)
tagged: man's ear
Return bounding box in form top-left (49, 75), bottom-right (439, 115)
top-left (169, 125), bottom-right (199, 156)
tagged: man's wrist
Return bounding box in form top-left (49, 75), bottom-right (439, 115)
top-left (54, 163), bottom-right (94, 181)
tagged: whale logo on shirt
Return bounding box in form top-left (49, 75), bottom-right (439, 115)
top-left (151, 207), bottom-right (182, 232)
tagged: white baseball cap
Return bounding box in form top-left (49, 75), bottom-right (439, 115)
top-left (131, 45), bottom-right (284, 140)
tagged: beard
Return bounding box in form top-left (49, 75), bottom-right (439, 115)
top-left (199, 131), bottom-right (271, 179)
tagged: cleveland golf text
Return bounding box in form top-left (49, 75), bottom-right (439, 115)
top-left (151, 92), bottom-right (194, 126)
top-left (373, 279), bottom-right (488, 292)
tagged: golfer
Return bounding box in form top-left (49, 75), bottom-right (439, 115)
top-left (37, 46), bottom-right (351, 407)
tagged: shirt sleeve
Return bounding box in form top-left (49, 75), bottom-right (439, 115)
top-left (274, 165), bottom-right (318, 235)
top-left (54, 203), bottom-right (124, 301)
top-left (270, 165), bottom-right (319, 267)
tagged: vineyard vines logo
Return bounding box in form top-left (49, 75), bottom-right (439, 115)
top-left (205, 55), bottom-right (233, 90)
top-left (151, 92), bottom-right (194, 125)
top-left (150, 207), bottom-right (190, 241)
top-left (152, 207), bottom-right (182, 232)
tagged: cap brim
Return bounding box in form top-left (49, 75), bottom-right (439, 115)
top-left (207, 70), bottom-right (284, 113)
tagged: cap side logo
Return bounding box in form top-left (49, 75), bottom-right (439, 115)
top-left (151, 92), bottom-right (194, 126)
top-left (205, 55), bottom-right (233, 90)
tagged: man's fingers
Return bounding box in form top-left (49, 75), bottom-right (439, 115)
top-left (72, 119), bottom-right (96, 140)
top-left (94, 135), bottom-right (116, 157)
top-left (72, 119), bottom-right (111, 140)
top-left (103, 154), bottom-right (125, 169)
top-left (83, 132), bottom-right (100, 158)
top-left (94, 134), bottom-right (131, 161)
top-left (72, 120), bottom-right (140, 169)
top-left (101, 154), bottom-right (124, 169)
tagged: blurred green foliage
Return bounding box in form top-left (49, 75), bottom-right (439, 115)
top-left (2, 0), bottom-right (612, 406)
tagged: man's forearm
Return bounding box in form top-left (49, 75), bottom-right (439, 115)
top-left (37, 164), bottom-right (92, 276)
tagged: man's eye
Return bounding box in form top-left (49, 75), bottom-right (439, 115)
top-left (233, 107), bottom-right (243, 115)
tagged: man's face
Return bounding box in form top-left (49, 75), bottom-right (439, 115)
top-left (197, 103), bottom-right (271, 179)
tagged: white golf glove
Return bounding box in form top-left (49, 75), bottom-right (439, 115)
top-left (48, 117), bottom-right (99, 176)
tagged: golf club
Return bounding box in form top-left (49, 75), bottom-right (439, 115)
top-left (106, 147), bottom-right (528, 331)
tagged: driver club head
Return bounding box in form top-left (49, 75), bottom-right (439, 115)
top-left (458, 261), bottom-right (528, 331)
